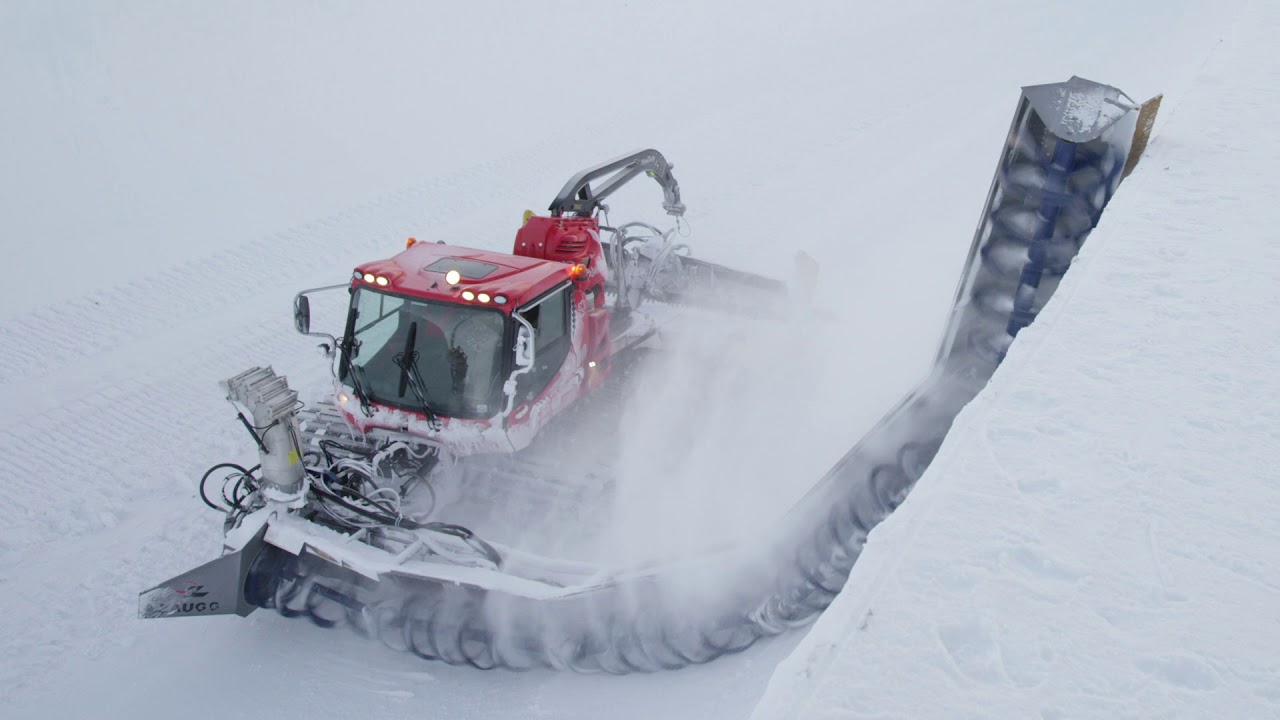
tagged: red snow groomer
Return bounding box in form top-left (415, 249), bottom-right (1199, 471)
top-left (141, 150), bottom-right (786, 619)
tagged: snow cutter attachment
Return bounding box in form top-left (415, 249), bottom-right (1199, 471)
top-left (139, 105), bottom-right (1161, 665)
top-left (126, 112), bottom-right (1168, 669)
top-left (937, 76), bottom-right (1162, 362)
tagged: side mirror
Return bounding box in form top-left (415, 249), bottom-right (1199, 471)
top-left (293, 295), bottom-right (311, 335)
top-left (515, 326), bottom-right (535, 368)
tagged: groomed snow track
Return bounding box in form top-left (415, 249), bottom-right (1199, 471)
top-left (238, 79), bottom-right (1142, 673)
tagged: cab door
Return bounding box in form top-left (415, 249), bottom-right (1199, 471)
top-left (515, 283), bottom-right (572, 404)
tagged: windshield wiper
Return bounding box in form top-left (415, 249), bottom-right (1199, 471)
top-left (339, 339), bottom-right (375, 417)
top-left (394, 321), bottom-right (443, 431)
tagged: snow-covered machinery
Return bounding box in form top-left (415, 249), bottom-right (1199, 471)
top-left (141, 78), bottom-right (1162, 672)
top-left (140, 149), bottom-right (787, 620)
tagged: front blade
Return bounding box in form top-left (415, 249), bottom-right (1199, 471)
top-left (138, 525), bottom-right (267, 619)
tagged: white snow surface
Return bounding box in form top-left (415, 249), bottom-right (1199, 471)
top-left (752, 4), bottom-right (1280, 719)
top-left (0, 0), bottom-right (1260, 718)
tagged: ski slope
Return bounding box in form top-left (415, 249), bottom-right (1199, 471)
top-left (752, 4), bottom-right (1280, 717)
top-left (0, 1), bottom-right (1244, 718)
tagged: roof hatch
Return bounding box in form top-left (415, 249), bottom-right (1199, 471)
top-left (424, 258), bottom-right (499, 280)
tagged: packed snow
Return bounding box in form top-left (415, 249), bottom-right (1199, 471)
top-left (752, 3), bottom-right (1280, 718)
top-left (0, 0), bottom-right (1263, 718)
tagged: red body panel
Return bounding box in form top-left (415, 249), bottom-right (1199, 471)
top-left (354, 240), bottom-right (569, 310)
top-left (513, 215), bottom-right (612, 385)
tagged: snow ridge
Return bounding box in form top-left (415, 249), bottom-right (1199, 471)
top-left (751, 3), bottom-right (1280, 717)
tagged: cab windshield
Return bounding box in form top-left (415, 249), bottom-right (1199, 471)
top-left (340, 287), bottom-right (507, 419)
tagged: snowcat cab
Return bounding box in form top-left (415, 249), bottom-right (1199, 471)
top-left (320, 242), bottom-right (603, 461)
top-left (291, 149), bottom-right (700, 465)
